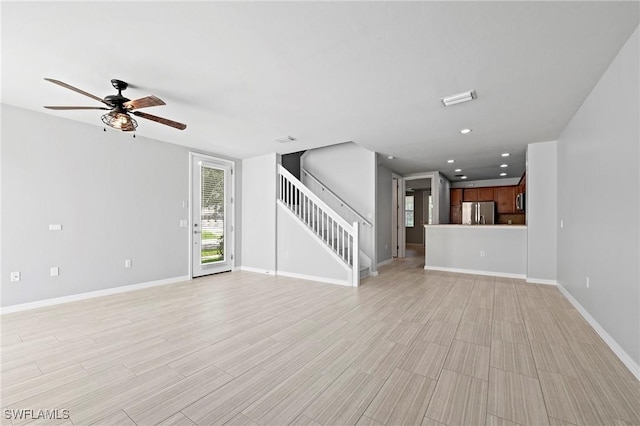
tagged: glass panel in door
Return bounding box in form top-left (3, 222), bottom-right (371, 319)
top-left (192, 155), bottom-right (233, 277)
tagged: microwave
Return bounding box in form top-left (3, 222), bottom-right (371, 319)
top-left (516, 192), bottom-right (525, 211)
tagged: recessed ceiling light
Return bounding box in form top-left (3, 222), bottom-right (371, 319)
top-left (500, 164), bottom-right (508, 168)
top-left (454, 168), bottom-right (462, 172)
top-left (500, 172), bottom-right (507, 177)
top-left (460, 128), bottom-right (472, 134)
top-left (387, 155), bottom-right (395, 160)
top-left (441, 90), bottom-right (477, 107)
top-left (447, 159), bottom-right (455, 163)
top-left (274, 136), bottom-right (296, 143)
top-left (461, 176), bottom-right (468, 180)
top-left (501, 153), bottom-right (510, 157)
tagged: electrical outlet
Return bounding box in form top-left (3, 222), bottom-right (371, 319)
top-left (10, 271), bottom-right (20, 282)
top-left (180, 219), bottom-right (188, 227)
top-left (125, 259), bottom-right (132, 268)
top-left (480, 250), bottom-right (485, 257)
top-left (50, 267), bottom-right (59, 277)
top-left (586, 277), bottom-right (590, 288)
top-left (49, 224), bottom-right (62, 231)
top-left (560, 220), bottom-right (564, 229)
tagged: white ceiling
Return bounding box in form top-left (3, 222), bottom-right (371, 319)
top-left (2, 2), bottom-right (638, 181)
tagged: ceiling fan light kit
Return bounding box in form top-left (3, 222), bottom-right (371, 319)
top-left (44, 78), bottom-right (187, 132)
top-left (101, 111), bottom-right (138, 132)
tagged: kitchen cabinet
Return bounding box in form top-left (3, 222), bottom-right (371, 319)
top-left (478, 187), bottom-right (494, 201)
top-left (495, 186), bottom-right (516, 214)
top-left (450, 188), bottom-right (462, 206)
top-left (450, 205), bottom-right (462, 224)
top-left (450, 188), bottom-right (462, 224)
top-left (463, 188), bottom-right (479, 201)
top-left (463, 187), bottom-right (494, 202)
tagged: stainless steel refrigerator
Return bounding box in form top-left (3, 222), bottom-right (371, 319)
top-left (462, 201), bottom-right (495, 225)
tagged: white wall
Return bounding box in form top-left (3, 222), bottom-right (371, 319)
top-left (1, 104), bottom-right (241, 307)
top-left (241, 153), bottom-right (278, 273)
top-left (557, 27), bottom-right (639, 369)
top-left (526, 141), bottom-right (557, 283)
top-left (376, 163), bottom-right (392, 265)
top-left (301, 142), bottom-right (377, 269)
top-left (276, 204), bottom-right (350, 284)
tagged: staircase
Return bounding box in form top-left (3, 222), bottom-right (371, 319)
top-left (278, 165), bottom-right (365, 286)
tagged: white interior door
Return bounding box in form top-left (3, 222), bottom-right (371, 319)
top-left (191, 154), bottom-right (233, 277)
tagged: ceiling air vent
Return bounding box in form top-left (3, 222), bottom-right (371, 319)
top-left (441, 90), bottom-right (477, 107)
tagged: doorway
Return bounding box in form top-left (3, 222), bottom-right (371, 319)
top-left (190, 153), bottom-right (234, 277)
top-left (402, 173), bottom-right (438, 257)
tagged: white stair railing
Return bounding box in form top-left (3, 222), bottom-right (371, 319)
top-left (278, 165), bottom-right (359, 286)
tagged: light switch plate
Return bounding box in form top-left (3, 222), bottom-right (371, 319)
top-left (49, 224), bottom-right (62, 231)
top-left (125, 259), bottom-right (132, 268)
top-left (50, 267), bottom-right (59, 277)
top-left (10, 271), bottom-right (20, 282)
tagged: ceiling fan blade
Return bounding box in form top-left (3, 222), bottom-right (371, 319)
top-left (132, 111), bottom-right (187, 130)
top-left (44, 106), bottom-right (111, 110)
top-left (123, 95), bottom-right (166, 110)
top-left (44, 78), bottom-right (109, 105)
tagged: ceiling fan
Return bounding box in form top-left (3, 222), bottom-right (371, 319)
top-left (44, 78), bottom-right (187, 131)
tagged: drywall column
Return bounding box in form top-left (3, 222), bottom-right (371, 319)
top-left (526, 140), bottom-right (558, 283)
top-left (241, 153), bottom-right (278, 273)
top-left (557, 27), bottom-right (639, 373)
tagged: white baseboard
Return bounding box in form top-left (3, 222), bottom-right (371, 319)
top-left (377, 258), bottom-right (393, 268)
top-left (275, 270), bottom-right (350, 287)
top-left (237, 266), bottom-right (277, 275)
top-left (424, 265), bottom-right (526, 280)
top-left (556, 283), bottom-right (640, 381)
top-left (1, 275), bottom-right (190, 315)
top-left (526, 278), bottom-right (559, 285)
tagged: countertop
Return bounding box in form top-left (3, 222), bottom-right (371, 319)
top-left (424, 224), bottom-right (527, 229)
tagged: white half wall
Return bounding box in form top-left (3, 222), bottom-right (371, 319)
top-left (557, 27), bottom-right (639, 370)
top-left (425, 225), bottom-right (527, 277)
top-left (526, 140), bottom-right (558, 282)
top-left (276, 203), bottom-right (349, 285)
top-left (241, 153), bottom-right (278, 273)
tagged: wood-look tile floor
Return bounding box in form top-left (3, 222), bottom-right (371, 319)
top-left (2, 252), bottom-right (639, 426)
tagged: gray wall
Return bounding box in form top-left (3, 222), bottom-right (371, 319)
top-left (557, 27), bottom-right (639, 366)
top-left (241, 153), bottom-right (278, 272)
top-left (1, 104), bottom-right (240, 307)
top-left (526, 141), bottom-right (557, 282)
top-left (376, 163), bottom-right (392, 264)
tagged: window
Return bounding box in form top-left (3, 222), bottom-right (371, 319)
top-left (405, 195), bottom-right (414, 227)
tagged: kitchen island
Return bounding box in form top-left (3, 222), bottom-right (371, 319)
top-left (424, 224), bottom-right (527, 278)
